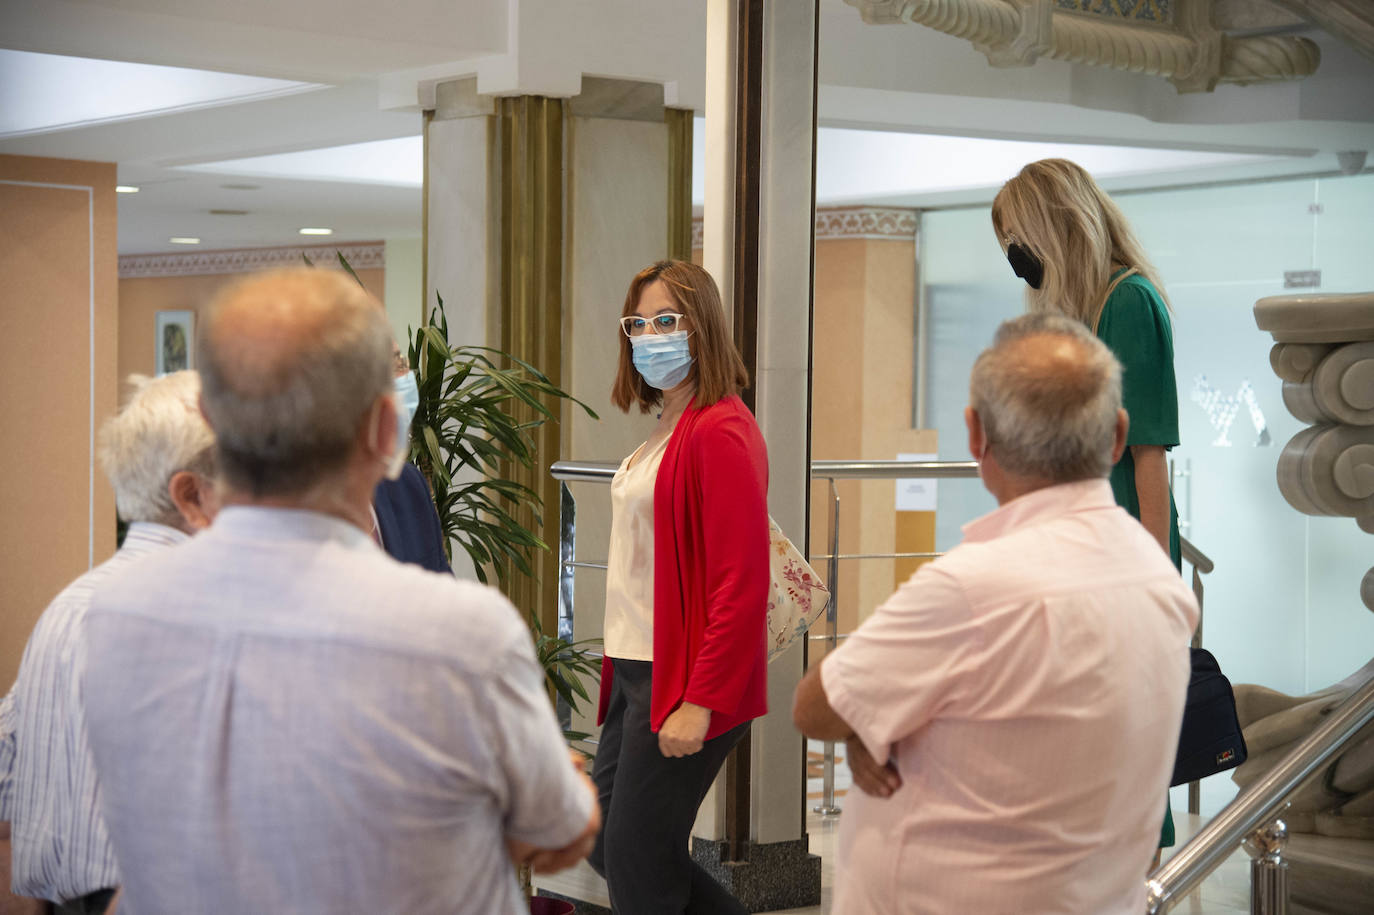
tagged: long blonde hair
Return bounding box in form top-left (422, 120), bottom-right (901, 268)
top-left (991, 158), bottom-right (1170, 330)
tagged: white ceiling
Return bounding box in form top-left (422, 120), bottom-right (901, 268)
top-left (2, 0), bottom-right (1371, 255)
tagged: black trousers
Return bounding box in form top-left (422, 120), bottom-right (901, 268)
top-left (589, 659), bottom-right (749, 914)
top-left (55, 888), bottom-right (116, 915)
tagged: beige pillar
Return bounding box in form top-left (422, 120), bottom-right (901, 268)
top-left (694, 0), bottom-right (823, 907)
top-left (424, 76), bottom-right (694, 907)
top-left (0, 154), bottom-right (118, 688)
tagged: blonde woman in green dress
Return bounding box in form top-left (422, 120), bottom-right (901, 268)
top-left (992, 158), bottom-right (1183, 864)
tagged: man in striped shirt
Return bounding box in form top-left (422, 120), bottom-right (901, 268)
top-left (0, 371), bottom-right (219, 914)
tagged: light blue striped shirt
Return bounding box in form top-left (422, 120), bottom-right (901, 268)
top-left (0, 522), bottom-right (186, 902)
top-left (81, 507), bottom-right (592, 915)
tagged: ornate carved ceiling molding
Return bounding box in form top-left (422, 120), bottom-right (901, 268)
top-left (119, 242), bottom-right (386, 279)
top-left (1270, 0), bottom-right (1374, 63)
top-left (845, 0), bottom-right (1321, 92)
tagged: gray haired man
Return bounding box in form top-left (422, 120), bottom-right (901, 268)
top-left (0, 371), bottom-right (219, 914)
top-left (795, 314), bottom-right (1198, 915)
top-left (81, 268), bottom-right (598, 914)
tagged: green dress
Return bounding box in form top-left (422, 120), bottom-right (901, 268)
top-left (1095, 269), bottom-right (1183, 848)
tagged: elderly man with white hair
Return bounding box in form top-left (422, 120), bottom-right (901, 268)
top-left (80, 268), bottom-right (598, 914)
top-left (0, 371), bottom-right (218, 915)
top-left (794, 313), bottom-right (1199, 915)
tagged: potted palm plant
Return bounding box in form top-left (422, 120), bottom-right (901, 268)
top-left (314, 253), bottom-right (602, 737)
top-left (406, 292), bottom-right (600, 913)
top-left (404, 290), bottom-right (601, 739)
top-left (322, 255), bottom-right (600, 910)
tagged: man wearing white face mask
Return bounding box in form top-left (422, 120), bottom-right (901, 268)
top-left (371, 340), bottom-right (451, 573)
top-left (80, 268), bottom-right (600, 914)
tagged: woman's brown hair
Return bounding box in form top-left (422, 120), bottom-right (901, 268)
top-left (610, 260), bottom-right (749, 414)
top-left (991, 158), bottom-right (1170, 332)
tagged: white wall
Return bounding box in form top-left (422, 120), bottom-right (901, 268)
top-left (384, 235), bottom-right (424, 349)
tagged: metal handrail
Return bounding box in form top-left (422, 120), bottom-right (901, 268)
top-left (811, 459), bottom-right (979, 479)
top-left (807, 460), bottom-right (1214, 573)
top-left (1145, 668), bottom-right (1374, 913)
top-left (550, 457), bottom-right (1218, 821)
top-left (804, 459), bottom-right (1215, 814)
top-left (552, 458), bottom-right (1214, 567)
top-left (551, 460), bottom-right (618, 483)
top-left (1181, 537), bottom-right (1214, 574)
top-left (554, 451), bottom-right (1370, 912)
top-left (805, 460), bottom-right (982, 814)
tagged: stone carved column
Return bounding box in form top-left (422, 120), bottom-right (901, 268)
top-left (1235, 292), bottom-right (1374, 875)
top-left (1256, 291), bottom-right (1374, 612)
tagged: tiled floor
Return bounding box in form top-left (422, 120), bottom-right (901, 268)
top-left (538, 741), bottom-right (1255, 913)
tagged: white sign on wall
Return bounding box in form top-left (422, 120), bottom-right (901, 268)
top-left (895, 452), bottom-right (939, 511)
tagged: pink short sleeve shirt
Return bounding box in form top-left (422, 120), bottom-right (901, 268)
top-left (821, 479), bottom-right (1199, 915)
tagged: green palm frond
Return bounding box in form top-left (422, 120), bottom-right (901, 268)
top-left (405, 289), bottom-right (601, 730)
top-left (324, 255), bottom-right (603, 738)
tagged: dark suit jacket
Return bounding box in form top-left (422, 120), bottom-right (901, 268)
top-left (372, 463), bottom-right (452, 574)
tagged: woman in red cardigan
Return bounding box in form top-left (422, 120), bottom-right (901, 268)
top-left (588, 260), bottom-right (770, 913)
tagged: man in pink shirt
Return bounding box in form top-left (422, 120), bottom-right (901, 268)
top-left (794, 313), bottom-right (1198, 915)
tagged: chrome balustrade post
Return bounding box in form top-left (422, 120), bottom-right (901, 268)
top-left (557, 481), bottom-right (576, 643)
top-left (1179, 534), bottom-right (1212, 818)
top-left (1146, 673), bottom-right (1374, 913)
top-left (813, 477), bottom-right (842, 817)
top-left (555, 480), bottom-right (577, 732)
top-left (1245, 818), bottom-right (1290, 915)
top-left (1189, 563), bottom-right (1204, 816)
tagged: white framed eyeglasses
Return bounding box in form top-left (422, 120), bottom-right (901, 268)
top-left (620, 313), bottom-right (686, 337)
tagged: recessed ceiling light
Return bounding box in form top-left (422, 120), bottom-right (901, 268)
top-left (208, 209), bottom-right (249, 216)
top-left (298, 227), bottom-right (333, 235)
top-left (115, 185), bottom-right (139, 194)
top-left (169, 237), bottom-right (201, 245)
top-left (220, 183), bottom-right (260, 190)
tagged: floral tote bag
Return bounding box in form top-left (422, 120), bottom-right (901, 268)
top-left (765, 518), bottom-right (830, 661)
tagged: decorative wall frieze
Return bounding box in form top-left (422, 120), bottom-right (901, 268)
top-left (845, 0), bottom-right (1320, 93)
top-left (690, 206), bottom-right (918, 249)
top-left (118, 242), bottom-right (386, 279)
top-left (815, 206), bottom-right (920, 240)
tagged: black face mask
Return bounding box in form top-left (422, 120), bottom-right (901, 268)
top-left (1006, 243), bottom-right (1044, 290)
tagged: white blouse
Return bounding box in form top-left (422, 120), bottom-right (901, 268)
top-left (603, 436), bottom-right (669, 661)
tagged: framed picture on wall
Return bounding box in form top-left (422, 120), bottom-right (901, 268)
top-left (155, 310), bottom-right (194, 376)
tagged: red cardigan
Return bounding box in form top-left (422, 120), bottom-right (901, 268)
top-left (597, 395), bottom-right (771, 739)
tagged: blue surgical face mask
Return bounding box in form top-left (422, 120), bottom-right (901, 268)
top-left (630, 331), bottom-right (693, 391)
top-left (387, 370), bottom-right (419, 480)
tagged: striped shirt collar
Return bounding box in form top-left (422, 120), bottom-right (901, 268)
top-left (122, 521), bottom-right (190, 554)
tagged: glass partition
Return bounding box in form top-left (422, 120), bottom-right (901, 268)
top-left (920, 172), bottom-right (1374, 815)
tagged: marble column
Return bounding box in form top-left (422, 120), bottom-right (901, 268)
top-left (1235, 291), bottom-right (1374, 910)
top-left (665, 107), bottom-right (695, 261)
top-left (692, 1), bottom-right (824, 909)
top-left (564, 78), bottom-right (676, 728)
top-left (423, 79), bottom-right (498, 583)
top-left (427, 73), bottom-right (708, 911)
